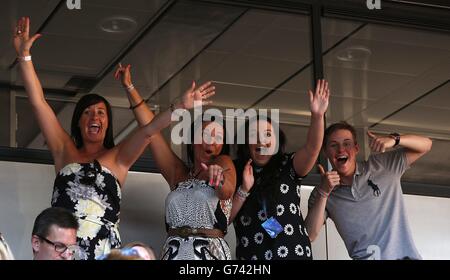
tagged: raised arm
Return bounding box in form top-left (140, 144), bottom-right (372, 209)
top-left (14, 17), bottom-right (73, 171)
top-left (293, 79), bottom-right (329, 177)
top-left (114, 64), bottom-right (215, 187)
top-left (367, 131), bottom-right (432, 166)
top-left (112, 79), bottom-right (214, 185)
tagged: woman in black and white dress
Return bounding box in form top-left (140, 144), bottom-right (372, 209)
top-left (230, 80), bottom-right (330, 260)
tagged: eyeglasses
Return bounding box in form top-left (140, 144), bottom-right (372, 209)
top-left (37, 235), bottom-right (79, 256)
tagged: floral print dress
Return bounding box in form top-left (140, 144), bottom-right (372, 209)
top-left (51, 160), bottom-right (121, 260)
top-left (233, 153), bottom-right (313, 260)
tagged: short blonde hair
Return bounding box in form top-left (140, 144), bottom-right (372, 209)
top-left (122, 241), bottom-right (156, 260)
top-left (100, 248), bottom-right (143, 260)
top-left (0, 233), bottom-right (14, 260)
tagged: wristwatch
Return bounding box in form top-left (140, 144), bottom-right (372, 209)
top-left (389, 133), bottom-right (400, 147)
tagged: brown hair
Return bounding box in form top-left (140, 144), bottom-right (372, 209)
top-left (101, 249), bottom-right (143, 260)
top-left (122, 241), bottom-right (156, 260)
top-left (323, 121), bottom-right (358, 148)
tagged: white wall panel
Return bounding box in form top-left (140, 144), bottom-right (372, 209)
top-left (1, 161), bottom-right (449, 260)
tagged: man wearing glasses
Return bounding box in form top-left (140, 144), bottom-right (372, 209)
top-left (31, 207), bottom-right (79, 260)
top-left (306, 121), bottom-right (432, 260)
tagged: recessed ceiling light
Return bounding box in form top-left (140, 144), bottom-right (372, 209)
top-left (98, 16), bottom-right (137, 33)
top-left (336, 46), bottom-right (372, 62)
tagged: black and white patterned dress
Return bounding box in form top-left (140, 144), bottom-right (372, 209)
top-left (52, 160), bottom-right (121, 260)
top-left (161, 178), bottom-right (232, 260)
top-left (233, 153), bottom-right (312, 260)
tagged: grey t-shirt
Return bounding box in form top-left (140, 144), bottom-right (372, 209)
top-left (308, 148), bottom-right (421, 260)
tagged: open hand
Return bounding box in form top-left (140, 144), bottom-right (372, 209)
top-left (13, 17), bottom-right (42, 57)
top-left (181, 81), bottom-right (215, 110)
top-left (308, 79), bottom-right (330, 116)
top-left (242, 159), bottom-right (254, 192)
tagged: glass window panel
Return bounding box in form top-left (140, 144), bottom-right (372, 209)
top-left (322, 17), bottom-right (450, 186)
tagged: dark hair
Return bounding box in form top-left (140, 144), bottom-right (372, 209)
top-left (186, 114), bottom-right (230, 165)
top-left (32, 207), bottom-right (79, 238)
top-left (71, 94), bottom-right (115, 149)
top-left (100, 248), bottom-right (143, 260)
top-left (236, 115), bottom-right (286, 217)
top-left (236, 115), bottom-right (286, 163)
top-left (323, 121), bottom-right (358, 148)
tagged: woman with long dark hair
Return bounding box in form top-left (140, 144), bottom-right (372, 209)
top-left (13, 17), bottom-right (211, 259)
top-left (115, 64), bottom-right (236, 260)
top-left (230, 80), bottom-right (330, 260)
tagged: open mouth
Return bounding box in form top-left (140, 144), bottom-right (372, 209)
top-left (255, 146), bottom-right (270, 155)
top-left (88, 123), bottom-right (101, 134)
top-left (336, 155), bottom-right (348, 164)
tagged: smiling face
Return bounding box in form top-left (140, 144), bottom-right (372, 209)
top-left (324, 129), bottom-right (359, 178)
top-left (193, 121), bottom-right (224, 164)
top-left (78, 102), bottom-right (109, 146)
top-left (248, 119), bottom-right (277, 167)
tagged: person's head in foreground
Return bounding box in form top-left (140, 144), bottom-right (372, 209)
top-left (31, 207), bottom-right (79, 260)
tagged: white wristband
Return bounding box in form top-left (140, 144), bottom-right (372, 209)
top-left (125, 84), bottom-right (135, 92)
top-left (18, 55), bottom-right (31, 62)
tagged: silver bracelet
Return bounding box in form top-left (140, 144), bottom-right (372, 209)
top-left (125, 84), bottom-right (135, 92)
top-left (236, 186), bottom-right (250, 199)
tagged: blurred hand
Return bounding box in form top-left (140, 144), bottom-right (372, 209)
top-left (242, 159), bottom-right (254, 192)
top-left (13, 17), bottom-right (42, 57)
top-left (201, 162), bottom-right (227, 189)
top-left (114, 63), bottom-right (132, 88)
top-left (181, 81), bottom-right (215, 110)
top-left (309, 79), bottom-right (330, 116)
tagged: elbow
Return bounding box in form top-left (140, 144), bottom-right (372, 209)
top-left (304, 220), bottom-right (318, 242)
top-left (306, 225), bottom-right (318, 242)
top-left (308, 232), bottom-right (318, 242)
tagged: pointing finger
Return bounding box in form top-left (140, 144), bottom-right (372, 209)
top-left (367, 131), bottom-right (377, 139)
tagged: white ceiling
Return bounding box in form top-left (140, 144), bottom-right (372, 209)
top-left (1, 0), bottom-right (449, 186)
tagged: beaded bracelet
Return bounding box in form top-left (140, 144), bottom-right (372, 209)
top-left (236, 186), bottom-right (250, 199)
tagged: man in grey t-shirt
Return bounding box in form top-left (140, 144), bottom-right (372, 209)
top-left (306, 121), bottom-right (432, 260)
